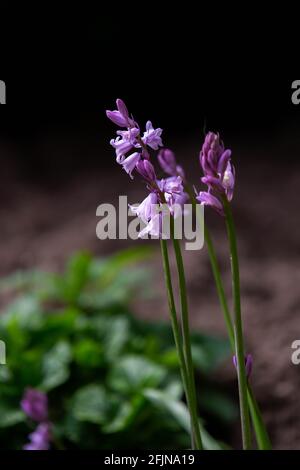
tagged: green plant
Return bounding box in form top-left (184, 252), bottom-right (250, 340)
top-left (0, 249), bottom-right (234, 450)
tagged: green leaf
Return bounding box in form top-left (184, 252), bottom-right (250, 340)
top-left (102, 395), bottom-right (145, 434)
top-left (108, 355), bottom-right (167, 394)
top-left (0, 406), bottom-right (25, 428)
top-left (41, 341), bottom-right (72, 391)
top-left (62, 252), bottom-right (92, 303)
top-left (95, 246), bottom-right (153, 286)
top-left (72, 384), bottom-right (109, 424)
top-left (103, 316), bottom-right (130, 361)
top-left (200, 388), bottom-right (237, 423)
top-left (43, 308), bottom-right (78, 335)
top-left (1, 296), bottom-right (44, 332)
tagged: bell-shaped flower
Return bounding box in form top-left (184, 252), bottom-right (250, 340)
top-left (157, 148), bottom-right (185, 179)
top-left (106, 98), bottom-right (136, 128)
top-left (110, 128), bottom-right (140, 162)
top-left (142, 121), bottom-right (163, 150)
top-left (129, 192), bottom-right (158, 224)
top-left (196, 191), bottom-right (224, 216)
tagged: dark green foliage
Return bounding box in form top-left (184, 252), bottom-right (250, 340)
top-left (0, 249), bottom-right (234, 449)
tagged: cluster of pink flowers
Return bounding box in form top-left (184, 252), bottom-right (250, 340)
top-left (107, 99), bottom-right (247, 380)
top-left (106, 99), bottom-right (187, 237)
top-left (197, 132), bottom-right (235, 215)
top-left (107, 99), bottom-right (163, 179)
top-left (107, 100), bottom-right (236, 225)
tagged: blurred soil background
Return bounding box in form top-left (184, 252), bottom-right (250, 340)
top-left (1, 122), bottom-right (300, 449)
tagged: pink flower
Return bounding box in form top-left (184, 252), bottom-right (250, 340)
top-left (106, 99), bottom-right (136, 128)
top-left (158, 148), bottom-right (185, 179)
top-left (120, 152), bottom-right (141, 178)
top-left (129, 192), bottom-right (158, 223)
top-left (142, 121), bottom-right (163, 150)
top-left (110, 128), bottom-right (140, 162)
top-left (21, 389), bottom-right (48, 422)
top-left (196, 191), bottom-right (224, 216)
top-left (198, 132), bottom-right (235, 214)
top-left (23, 423), bottom-right (51, 451)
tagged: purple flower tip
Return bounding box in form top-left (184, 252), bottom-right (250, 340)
top-left (196, 191), bottom-right (224, 216)
top-left (136, 159), bottom-right (157, 183)
top-left (157, 148), bottom-right (185, 179)
top-left (21, 388), bottom-right (48, 422)
top-left (199, 131), bottom-right (235, 212)
top-left (106, 98), bottom-right (136, 128)
top-left (232, 354), bottom-right (253, 379)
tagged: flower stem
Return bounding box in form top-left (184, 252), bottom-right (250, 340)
top-left (160, 238), bottom-right (202, 450)
top-left (204, 227), bottom-right (235, 349)
top-left (206, 225), bottom-right (272, 449)
top-left (169, 218), bottom-right (203, 450)
top-left (222, 196), bottom-right (251, 450)
top-left (185, 183), bottom-right (271, 449)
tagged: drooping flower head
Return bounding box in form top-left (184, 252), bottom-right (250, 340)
top-left (107, 99), bottom-right (187, 239)
top-left (106, 99), bottom-right (163, 179)
top-left (197, 132), bottom-right (235, 215)
top-left (157, 148), bottom-right (185, 179)
top-left (106, 98), bottom-right (137, 128)
top-left (21, 388), bottom-right (48, 422)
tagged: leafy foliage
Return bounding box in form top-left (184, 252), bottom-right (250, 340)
top-left (0, 249), bottom-right (234, 449)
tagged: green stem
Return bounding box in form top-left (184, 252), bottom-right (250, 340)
top-left (222, 196), bottom-right (251, 450)
top-left (206, 225), bottom-right (272, 449)
top-left (247, 386), bottom-right (272, 450)
top-left (170, 220), bottom-right (203, 450)
top-left (160, 239), bottom-right (202, 450)
top-left (185, 184), bottom-right (234, 347)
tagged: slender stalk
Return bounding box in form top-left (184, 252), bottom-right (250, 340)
top-left (204, 227), bottom-right (235, 349)
top-left (169, 219), bottom-right (203, 450)
top-left (206, 226), bottom-right (271, 449)
top-left (160, 238), bottom-right (202, 449)
top-left (222, 196), bottom-right (251, 449)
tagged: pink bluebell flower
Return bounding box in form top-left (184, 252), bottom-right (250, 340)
top-left (199, 132), bottom-right (235, 198)
top-left (196, 191), bottom-right (224, 216)
top-left (129, 192), bottom-right (158, 224)
top-left (138, 213), bottom-right (162, 239)
top-left (106, 98), bottom-right (136, 128)
top-left (119, 152), bottom-right (141, 179)
top-left (110, 128), bottom-right (140, 163)
top-left (142, 121), bottom-right (163, 150)
top-left (197, 132), bottom-right (235, 214)
top-left (21, 388), bottom-right (48, 422)
top-left (107, 100), bottom-right (164, 179)
top-left (136, 159), bottom-right (157, 184)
